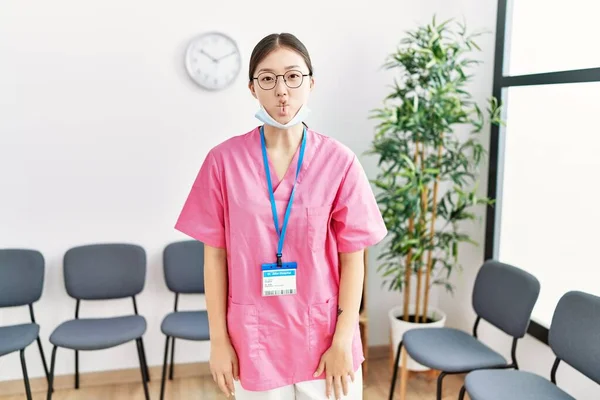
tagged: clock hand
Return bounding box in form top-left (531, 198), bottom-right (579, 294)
top-left (215, 50), bottom-right (237, 62)
top-left (199, 49), bottom-right (218, 63)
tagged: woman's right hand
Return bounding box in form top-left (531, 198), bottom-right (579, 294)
top-left (209, 338), bottom-right (239, 398)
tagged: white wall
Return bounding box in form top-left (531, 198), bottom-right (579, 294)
top-left (0, 0), bottom-right (512, 387)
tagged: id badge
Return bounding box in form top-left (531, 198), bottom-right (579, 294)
top-left (261, 262), bottom-right (297, 297)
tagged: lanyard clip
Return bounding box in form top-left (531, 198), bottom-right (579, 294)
top-left (276, 253), bottom-right (283, 267)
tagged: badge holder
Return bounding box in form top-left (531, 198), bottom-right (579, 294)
top-left (262, 256), bottom-right (298, 297)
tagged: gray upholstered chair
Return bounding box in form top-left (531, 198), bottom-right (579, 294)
top-left (459, 290), bottom-right (600, 400)
top-left (389, 260), bottom-right (541, 400)
top-left (46, 243), bottom-right (150, 400)
top-left (159, 240), bottom-right (210, 400)
top-left (0, 249), bottom-right (50, 400)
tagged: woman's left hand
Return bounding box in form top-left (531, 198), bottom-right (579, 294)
top-left (313, 340), bottom-right (355, 399)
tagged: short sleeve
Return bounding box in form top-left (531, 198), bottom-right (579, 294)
top-left (174, 150), bottom-right (226, 248)
top-left (331, 155), bottom-right (388, 253)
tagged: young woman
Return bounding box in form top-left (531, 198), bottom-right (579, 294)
top-left (175, 32), bottom-right (387, 400)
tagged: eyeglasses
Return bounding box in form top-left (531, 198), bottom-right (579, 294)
top-left (252, 70), bottom-right (312, 90)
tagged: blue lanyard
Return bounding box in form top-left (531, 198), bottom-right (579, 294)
top-left (260, 125), bottom-right (307, 267)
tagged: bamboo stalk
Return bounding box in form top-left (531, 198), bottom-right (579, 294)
top-left (402, 144), bottom-right (420, 321)
top-left (402, 217), bottom-right (414, 321)
top-left (414, 146), bottom-right (428, 323)
top-left (421, 144), bottom-right (443, 323)
top-left (414, 245), bottom-right (423, 323)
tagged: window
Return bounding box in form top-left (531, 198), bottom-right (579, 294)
top-left (505, 0), bottom-right (600, 75)
top-left (497, 82), bottom-right (600, 328)
top-left (485, 0), bottom-right (600, 340)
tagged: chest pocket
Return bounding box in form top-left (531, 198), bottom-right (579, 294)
top-left (307, 205), bottom-right (332, 252)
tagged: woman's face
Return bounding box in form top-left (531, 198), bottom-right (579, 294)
top-left (249, 47), bottom-right (314, 124)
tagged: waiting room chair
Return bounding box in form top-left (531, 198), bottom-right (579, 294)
top-left (46, 243), bottom-right (150, 400)
top-left (389, 260), bottom-right (541, 400)
top-left (459, 290), bottom-right (600, 400)
top-left (0, 249), bottom-right (51, 400)
top-left (160, 240), bottom-right (210, 400)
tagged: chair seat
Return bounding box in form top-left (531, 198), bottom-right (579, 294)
top-left (161, 311), bottom-right (209, 341)
top-left (50, 315), bottom-right (146, 351)
top-left (403, 328), bottom-right (507, 372)
top-left (0, 323), bottom-right (39, 357)
top-left (465, 369), bottom-right (575, 400)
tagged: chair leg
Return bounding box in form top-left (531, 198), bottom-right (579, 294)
top-left (136, 339), bottom-right (150, 400)
top-left (75, 350), bottom-right (79, 389)
top-left (169, 337), bottom-right (176, 380)
top-left (458, 385), bottom-right (467, 400)
top-left (160, 336), bottom-right (171, 400)
top-left (388, 340), bottom-right (403, 400)
top-left (436, 371), bottom-right (447, 400)
top-left (36, 337), bottom-right (50, 384)
top-left (140, 338), bottom-right (150, 382)
top-left (47, 346), bottom-right (57, 400)
top-left (20, 348), bottom-right (33, 400)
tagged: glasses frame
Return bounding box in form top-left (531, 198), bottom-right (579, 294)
top-left (252, 70), bottom-right (312, 90)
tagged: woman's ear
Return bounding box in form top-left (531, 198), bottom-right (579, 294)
top-left (248, 81), bottom-right (257, 99)
top-left (310, 77), bottom-right (315, 91)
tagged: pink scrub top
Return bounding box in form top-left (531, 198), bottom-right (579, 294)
top-left (175, 126), bottom-right (387, 391)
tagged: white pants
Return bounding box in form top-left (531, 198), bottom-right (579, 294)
top-left (233, 366), bottom-right (363, 400)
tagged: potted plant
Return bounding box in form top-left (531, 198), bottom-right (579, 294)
top-left (367, 16), bottom-right (503, 371)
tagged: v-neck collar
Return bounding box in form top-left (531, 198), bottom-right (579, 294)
top-left (267, 145), bottom-right (300, 193)
top-left (254, 126), bottom-right (314, 198)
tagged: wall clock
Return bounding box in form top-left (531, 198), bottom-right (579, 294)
top-left (185, 31), bottom-right (242, 91)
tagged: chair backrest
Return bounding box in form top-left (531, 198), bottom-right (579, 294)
top-left (472, 260), bottom-right (540, 338)
top-left (0, 249), bottom-right (45, 308)
top-left (64, 243), bottom-right (146, 300)
top-left (549, 290), bottom-right (600, 385)
top-left (163, 240), bottom-right (204, 294)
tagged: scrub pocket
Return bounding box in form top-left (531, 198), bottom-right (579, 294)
top-left (307, 205), bottom-right (331, 252)
top-left (227, 301), bottom-right (260, 379)
top-left (308, 295), bottom-right (338, 357)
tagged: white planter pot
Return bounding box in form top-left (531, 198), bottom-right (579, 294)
top-left (388, 304), bottom-right (447, 371)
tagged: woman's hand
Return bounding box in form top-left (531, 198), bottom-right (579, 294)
top-left (313, 340), bottom-right (355, 399)
top-left (209, 338), bottom-right (239, 398)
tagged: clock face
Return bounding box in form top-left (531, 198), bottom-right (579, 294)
top-left (185, 32), bottom-right (242, 91)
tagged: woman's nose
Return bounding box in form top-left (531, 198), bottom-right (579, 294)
top-left (274, 76), bottom-right (288, 96)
